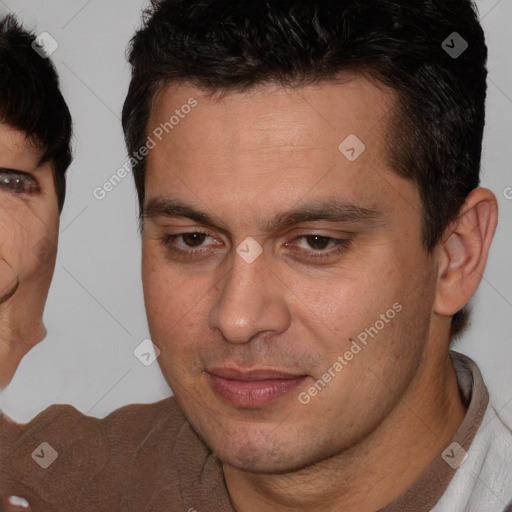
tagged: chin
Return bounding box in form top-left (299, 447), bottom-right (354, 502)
top-left (22, 320), bottom-right (47, 347)
top-left (219, 445), bottom-right (297, 474)
top-left (198, 420), bottom-right (310, 474)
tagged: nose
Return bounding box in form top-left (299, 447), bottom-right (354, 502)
top-left (208, 250), bottom-right (291, 344)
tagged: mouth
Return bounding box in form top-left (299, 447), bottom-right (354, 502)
top-left (206, 367), bottom-right (308, 408)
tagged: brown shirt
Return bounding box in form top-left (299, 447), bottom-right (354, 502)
top-left (0, 351), bottom-right (510, 511)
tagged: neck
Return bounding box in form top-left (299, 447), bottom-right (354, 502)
top-left (223, 351), bottom-right (466, 512)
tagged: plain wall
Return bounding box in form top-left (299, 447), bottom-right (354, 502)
top-left (0, 0), bottom-right (511, 423)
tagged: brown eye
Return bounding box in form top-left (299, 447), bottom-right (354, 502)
top-left (294, 235), bottom-right (341, 252)
top-left (158, 230), bottom-right (221, 258)
top-left (286, 234), bottom-right (352, 261)
top-left (182, 232), bottom-right (208, 247)
top-left (304, 235), bottom-right (332, 250)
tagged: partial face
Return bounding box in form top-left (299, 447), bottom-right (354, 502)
top-left (0, 124), bottom-right (59, 367)
top-left (142, 78), bottom-right (438, 473)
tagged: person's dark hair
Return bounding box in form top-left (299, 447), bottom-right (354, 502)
top-left (122, 0), bottom-right (488, 338)
top-left (0, 14), bottom-right (72, 212)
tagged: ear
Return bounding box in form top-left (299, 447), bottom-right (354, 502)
top-left (434, 187), bottom-right (498, 317)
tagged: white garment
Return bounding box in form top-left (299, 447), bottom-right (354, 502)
top-left (432, 403), bottom-right (512, 511)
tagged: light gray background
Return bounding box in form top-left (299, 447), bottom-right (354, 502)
top-left (0, 0), bottom-right (510, 423)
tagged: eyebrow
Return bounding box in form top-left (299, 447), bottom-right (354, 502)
top-left (144, 197), bottom-right (382, 233)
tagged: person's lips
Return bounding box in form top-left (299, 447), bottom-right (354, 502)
top-left (207, 367), bottom-right (308, 407)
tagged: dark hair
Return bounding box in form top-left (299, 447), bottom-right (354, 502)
top-left (0, 14), bottom-right (72, 212)
top-left (123, 0), bottom-right (488, 338)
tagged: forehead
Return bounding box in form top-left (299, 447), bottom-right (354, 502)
top-left (144, 77), bottom-right (420, 228)
top-left (148, 75), bottom-right (395, 149)
top-left (0, 123), bottom-right (43, 170)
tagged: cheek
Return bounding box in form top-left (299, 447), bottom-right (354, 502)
top-left (26, 209), bottom-right (59, 278)
top-left (0, 207), bottom-right (57, 276)
top-left (143, 268), bottom-right (208, 392)
top-left (287, 251), bottom-right (402, 334)
top-left (142, 248), bottom-right (211, 348)
top-left (294, 243), bottom-right (433, 367)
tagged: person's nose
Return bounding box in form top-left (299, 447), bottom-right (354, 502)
top-left (208, 250), bottom-right (291, 344)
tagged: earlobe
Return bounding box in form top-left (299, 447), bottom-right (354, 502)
top-left (434, 187), bottom-right (498, 317)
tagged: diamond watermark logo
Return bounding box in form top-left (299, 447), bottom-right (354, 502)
top-left (31, 442), bottom-right (58, 469)
top-left (339, 134), bottom-right (366, 161)
top-left (134, 338), bottom-right (161, 366)
top-left (442, 442), bottom-right (468, 469)
top-left (236, 237), bottom-right (263, 264)
top-left (442, 32), bottom-right (468, 59)
top-left (31, 32), bottom-right (59, 59)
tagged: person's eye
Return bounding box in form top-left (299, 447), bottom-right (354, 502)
top-left (159, 230), bottom-right (221, 257)
top-left (0, 170), bottom-right (40, 194)
top-left (287, 234), bottom-right (352, 260)
top-left (158, 231), bottom-right (351, 262)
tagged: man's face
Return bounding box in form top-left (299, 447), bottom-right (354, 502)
top-left (0, 124), bottom-right (59, 360)
top-left (142, 77), bottom-right (440, 473)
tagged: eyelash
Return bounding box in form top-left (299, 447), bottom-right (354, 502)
top-left (158, 230), bottom-right (352, 260)
top-left (0, 170), bottom-right (40, 194)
